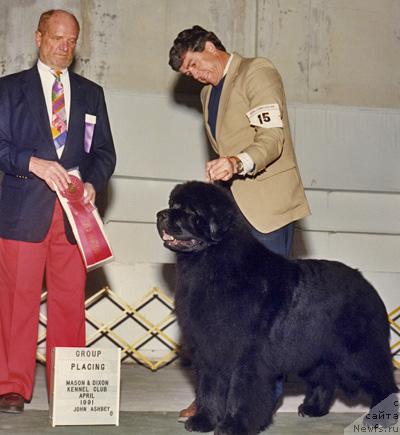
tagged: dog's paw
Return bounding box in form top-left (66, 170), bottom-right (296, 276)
top-left (185, 413), bottom-right (215, 432)
top-left (298, 403), bottom-right (329, 418)
top-left (214, 426), bottom-right (258, 435)
top-left (214, 427), bottom-right (246, 435)
top-left (298, 404), bottom-right (306, 417)
top-left (214, 429), bottom-right (233, 435)
top-left (215, 415), bottom-right (258, 435)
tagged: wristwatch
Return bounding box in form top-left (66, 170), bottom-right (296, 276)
top-left (230, 156), bottom-right (244, 174)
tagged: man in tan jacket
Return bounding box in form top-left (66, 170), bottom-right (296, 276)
top-left (169, 25), bottom-right (310, 420)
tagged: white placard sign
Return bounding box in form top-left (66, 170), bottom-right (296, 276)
top-left (50, 347), bottom-right (121, 426)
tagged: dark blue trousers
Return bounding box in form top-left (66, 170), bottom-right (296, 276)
top-left (250, 222), bottom-right (294, 258)
top-left (250, 222), bottom-right (295, 404)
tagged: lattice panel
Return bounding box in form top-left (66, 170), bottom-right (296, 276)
top-left (389, 306), bottom-right (400, 369)
top-left (37, 286), bottom-right (179, 371)
top-left (37, 290), bottom-right (399, 370)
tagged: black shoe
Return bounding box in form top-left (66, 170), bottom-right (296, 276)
top-left (0, 393), bottom-right (25, 414)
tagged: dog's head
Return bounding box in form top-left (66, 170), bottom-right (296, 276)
top-left (157, 181), bottom-right (237, 253)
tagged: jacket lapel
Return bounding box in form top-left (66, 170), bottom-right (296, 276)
top-left (21, 66), bottom-right (56, 154)
top-left (215, 53), bottom-right (242, 144)
top-left (201, 85), bottom-right (217, 150)
top-left (60, 72), bottom-right (85, 162)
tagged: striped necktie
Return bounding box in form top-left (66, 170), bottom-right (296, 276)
top-left (51, 69), bottom-right (68, 149)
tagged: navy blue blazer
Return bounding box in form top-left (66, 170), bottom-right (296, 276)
top-left (0, 65), bottom-right (116, 243)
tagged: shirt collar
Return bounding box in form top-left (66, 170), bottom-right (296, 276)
top-left (222, 53), bottom-right (233, 77)
top-left (37, 59), bottom-right (68, 77)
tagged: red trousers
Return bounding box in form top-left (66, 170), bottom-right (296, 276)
top-left (0, 201), bottom-right (86, 400)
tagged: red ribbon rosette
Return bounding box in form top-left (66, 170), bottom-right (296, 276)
top-left (60, 175), bottom-right (112, 268)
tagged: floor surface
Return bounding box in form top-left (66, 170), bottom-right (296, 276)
top-left (0, 364), bottom-right (395, 435)
top-left (0, 411), bottom-right (362, 435)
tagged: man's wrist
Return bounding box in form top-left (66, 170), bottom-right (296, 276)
top-left (236, 152), bottom-right (255, 174)
top-left (28, 156), bottom-right (38, 173)
top-left (229, 156), bottom-right (244, 174)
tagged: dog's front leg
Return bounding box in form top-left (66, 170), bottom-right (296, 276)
top-left (185, 367), bottom-right (228, 433)
top-left (215, 356), bottom-right (276, 435)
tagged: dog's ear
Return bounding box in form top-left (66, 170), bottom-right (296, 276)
top-left (208, 207), bottom-right (234, 242)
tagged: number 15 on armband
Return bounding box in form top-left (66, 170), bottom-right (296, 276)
top-left (246, 103), bottom-right (283, 129)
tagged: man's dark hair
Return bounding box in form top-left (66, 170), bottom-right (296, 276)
top-left (169, 25), bottom-right (226, 71)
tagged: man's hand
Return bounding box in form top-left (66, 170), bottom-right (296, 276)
top-left (206, 157), bottom-right (238, 182)
top-left (29, 157), bottom-right (96, 203)
top-left (29, 156), bottom-right (71, 191)
top-left (83, 182), bottom-right (96, 204)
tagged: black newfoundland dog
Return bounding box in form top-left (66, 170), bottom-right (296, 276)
top-left (157, 181), bottom-right (397, 435)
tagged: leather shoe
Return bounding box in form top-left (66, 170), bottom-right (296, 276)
top-left (178, 400), bottom-right (197, 422)
top-left (0, 393), bottom-right (25, 414)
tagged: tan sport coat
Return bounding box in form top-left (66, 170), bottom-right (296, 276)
top-left (200, 53), bottom-right (310, 233)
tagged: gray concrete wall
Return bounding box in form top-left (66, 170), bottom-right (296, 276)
top-left (1, 0), bottom-right (399, 107)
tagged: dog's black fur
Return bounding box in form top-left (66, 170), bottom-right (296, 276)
top-left (157, 181), bottom-right (397, 435)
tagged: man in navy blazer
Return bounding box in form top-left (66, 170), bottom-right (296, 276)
top-left (0, 9), bottom-right (116, 413)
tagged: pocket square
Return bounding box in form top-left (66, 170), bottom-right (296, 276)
top-left (84, 114), bottom-right (96, 153)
